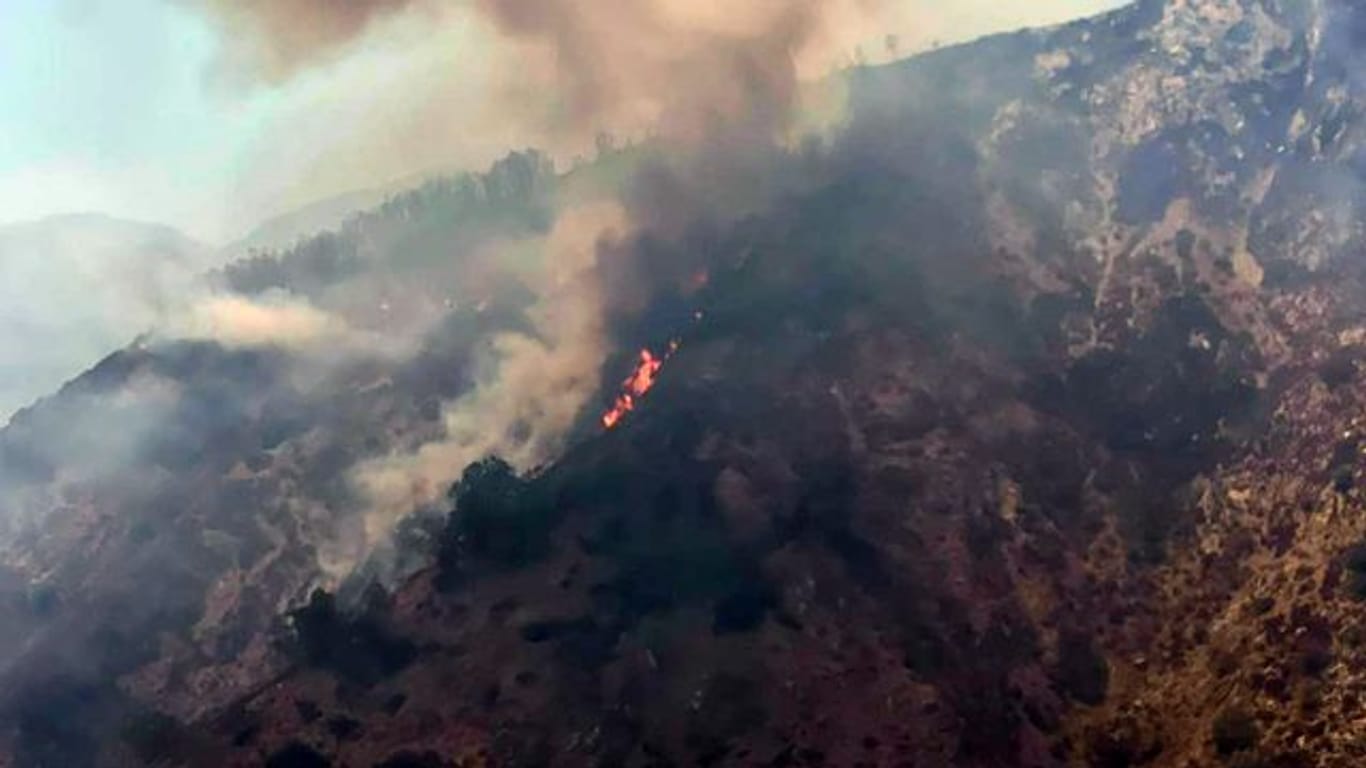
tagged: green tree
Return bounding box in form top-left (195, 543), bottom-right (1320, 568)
top-left (440, 457), bottom-right (551, 578)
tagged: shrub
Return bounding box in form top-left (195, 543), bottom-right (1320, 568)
top-left (265, 742), bottom-right (331, 768)
top-left (1343, 543), bottom-right (1366, 599)
top-left (1333, 464), bottom-right (1355, 494)
top-left (120, 711), bottom-right (184, 763)
top-left (376, 752), bottom-right (446, 768)
top-left (1056, 632), bottom-right (1110, 705)
top-left (287, 590), bottom-right (415, 686)
top-left (1212, 705), bottom-right (1259, 756)
top-left (439, 457), bottom-right (554, 581)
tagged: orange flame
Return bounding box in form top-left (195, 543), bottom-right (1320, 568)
top-left (686, 269), bottom-right (710, 294)
top-left (601, 341), bottom-right (679, 429)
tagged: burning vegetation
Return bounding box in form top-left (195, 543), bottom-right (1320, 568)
top-left (601, 341), bottom-right (679, 429)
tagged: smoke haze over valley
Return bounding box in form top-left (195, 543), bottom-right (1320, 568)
top-left (6, 0), bottom-right (1366, 767)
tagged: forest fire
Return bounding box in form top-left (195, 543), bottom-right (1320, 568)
top-left (601, 341), bottom-right (679, 429)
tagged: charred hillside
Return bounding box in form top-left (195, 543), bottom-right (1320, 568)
top-left (0, 153), bottom-right (572, 766)
top-left (202, 1), bottom-right (1366, 766)
top-left (6, 0), bottom-right (1366, 766)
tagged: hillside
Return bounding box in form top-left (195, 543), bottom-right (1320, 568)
top-left (4, 0), bottom-right (1366, 766)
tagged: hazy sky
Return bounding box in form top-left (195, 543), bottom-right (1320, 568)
top-left (0, 0), bottom-right (1128, 244)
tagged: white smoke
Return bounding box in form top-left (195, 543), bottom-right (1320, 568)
top-left (350, 202), bottom-right (627, 549)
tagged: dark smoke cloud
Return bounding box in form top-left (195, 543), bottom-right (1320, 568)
top-left (191, 0), bottom-right (875, 140)
top-left (471, 0), bottom-right (829, 139)
top-left (191, 0), bottom-right (425, 80)
top-left (180, 0), bottom-right (888, 561)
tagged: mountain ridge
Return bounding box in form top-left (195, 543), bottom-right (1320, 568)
top-left (5, 0), bottom-right (1366, 765)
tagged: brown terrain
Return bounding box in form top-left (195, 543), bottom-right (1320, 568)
top-left (4, 0), bottom-right (1366, 766)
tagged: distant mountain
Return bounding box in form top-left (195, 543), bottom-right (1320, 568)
top-left (220, 189), bottom-right (391, 259)
top-left (0, 214), bottom-right (211, 422)
top-left (6, 1), bottom-right (1366, 766)
top-left (219, 170), bottom-right (460, 259)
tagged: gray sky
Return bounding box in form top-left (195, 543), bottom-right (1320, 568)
top-left (0, 0), bottom-right (1129, 244)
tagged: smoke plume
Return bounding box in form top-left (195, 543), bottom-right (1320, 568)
top-left (191, 0), bottom-right (879, 141)
top-left (472, 0), bottom-right (854, 140)
top-left (350, 202), bottom-right (626, 548)
top-left (184, 0), bottom-right (889, 562)
top-left (165, 290), bottom-right (413, 362)
top-left (190, 0), bottom-right (427, 81)
top-left (177, 293), bottom-right (346, 347)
